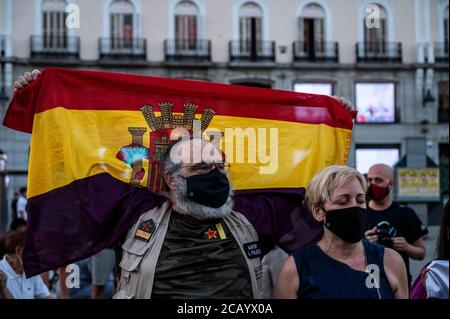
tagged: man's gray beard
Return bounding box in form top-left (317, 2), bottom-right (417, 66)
top-left (165, 173), bottom-right (234, 220)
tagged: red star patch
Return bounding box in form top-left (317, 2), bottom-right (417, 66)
top-left (205, 228), bottom-right (217, 239)
top-left (141, 222), bottom-right (151, 231)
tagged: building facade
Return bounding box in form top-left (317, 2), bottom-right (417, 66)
top-left (0, 0), bottom-right (449, 227)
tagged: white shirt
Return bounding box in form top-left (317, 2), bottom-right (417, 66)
top-left (16, 196), bottom-right (28, 221)
top-left (0, 256), bottom-right (50, 299)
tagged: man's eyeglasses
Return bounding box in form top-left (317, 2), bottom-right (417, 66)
top-left (181, 162), bottom-right (231, 174)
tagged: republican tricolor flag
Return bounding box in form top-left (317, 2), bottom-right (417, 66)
top-left (3, 68), bottom-right (354, 277)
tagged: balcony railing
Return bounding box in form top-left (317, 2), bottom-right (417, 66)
top-left (99, 38), bottom-right (146, 60)
top-left (356, 42), bottom-right (402, 63)
top-left (293, 41), bottom-right (338, 62)
top-left (229, 40), bottom-right (275, 62)
top-left (164, 39), bottom-right (211, 61)
top-left (434, 42), bottom-right (449, 63)
top-left (30, 35), bottom-right (80, 58)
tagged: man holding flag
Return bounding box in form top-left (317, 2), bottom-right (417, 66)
top-left (114, 137), bottom-right (261, 298)
top-left (6, 68), bottom-right (356, 298)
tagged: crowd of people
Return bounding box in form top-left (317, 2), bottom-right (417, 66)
top-left (0, 70), bottom-right (447, 299)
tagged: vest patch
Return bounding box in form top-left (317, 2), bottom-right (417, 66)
top-left (204, 227), bottom-right (218, 239)
top-left (254, 265), bottom-right (263, 280)
top-left (134, 219), bottom-right (155, 242)
top-left (243, 241), bottom-right (262, 259)
top-left (203, 222), bottom-right (228, 240)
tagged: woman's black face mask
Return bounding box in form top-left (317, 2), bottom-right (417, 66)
top-left (323, 206), bottom-right (367, 244)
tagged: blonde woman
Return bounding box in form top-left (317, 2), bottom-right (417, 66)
top-left (274, 165), bottom-right (408, 299)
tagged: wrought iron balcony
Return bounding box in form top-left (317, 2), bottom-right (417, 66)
top-left (293, 41), bottom-right (338, 62)
top-left (229, 40), bottom-right (275, 62)
top-left (30, 35), bottom-right (80, 58)
top-left (434, 42), bottom-right (449, 63)
top-left (356, 42), bottom-right (402, 63)
top-left (164, 39), bottom-right (211, 62)
top-left (99, 38), bottom-right (146, 60)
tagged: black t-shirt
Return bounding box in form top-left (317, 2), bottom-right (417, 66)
top-left (366, 202), bottom-right (429, 282)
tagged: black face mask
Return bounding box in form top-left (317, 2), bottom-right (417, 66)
top-left (185, 168), bottom-right (230, 208)
top-left (323, 206), bottom-right (367, 244)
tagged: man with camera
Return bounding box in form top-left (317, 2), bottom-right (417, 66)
top-left (365, 164), bottom-right (428, 285)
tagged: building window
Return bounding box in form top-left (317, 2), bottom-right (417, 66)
top-left (42, 0), bottom-right (68, 50)
top-left (99, 0), bottom-right (145, 59)
top-left (237, 2), bottom-right (265, 58)
top-left (0, 33), bottom-right (7, 98)
top-left (356, 3), bottom-right (401, 63)
top-left (436, 6), bottom-right (449, 62)
top-left (298, 4), bottom-right (325, 55)
top-left (229, 2), bottom-right (274, 62)
top-left (239, 2), bottom-right (262, 44)
top-left (0, 36), bottom-right (5, 58)
top-left (293, 82), bottom-right (333, 96)
top-left (438, 81), bottom-right (449, 123)
top-left (355, 146), bottom-right (400, 175)
top-left (294, 3), bottom-right (338, 62)
top-left (110, 0), bottom-right (134, 47)
top-left (444, 6), bottom-right (449, 58)
top-left (165, 1), bottom-right (209, 61)
top-left (364, 4), bottom-right (387, 53)
top-left (355, 82), bottom-right (395, 123)
top-left (445, 7), bottom-right (449, 50)
top-left (175, 1), bottom-right (199, 47)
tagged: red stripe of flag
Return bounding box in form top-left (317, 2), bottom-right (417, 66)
top-left (3, 68), bottom-right (354, 134)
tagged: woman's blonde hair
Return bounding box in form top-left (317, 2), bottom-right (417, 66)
top-left (305, 165), bottom-right (367, 211)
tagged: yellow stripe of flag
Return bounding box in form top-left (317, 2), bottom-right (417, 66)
top-left (28, 107), bottom-right (352, 198)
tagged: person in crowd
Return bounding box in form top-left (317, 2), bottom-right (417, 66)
top-left (274, 165), bottom-right (408, 299)
top-left (0, 230), bottom-right (52, 299)
top-left (9, 218), bottom-right (27, 232)
top-left (91, 248), bottom-right (116, 299)
top-left (411, 201), bottom-right (449, 299)
top-left (261, 246), bottom-right (289, 298)
top-left (16, 187), bottom-right (28, 222)
top-left (59, 258), bottom-right (95, 299)
top-left (364, 164), bottom-right (428, 285)
top-left (0, 218), bottom-right (27, 260)
top-left (10, 192), bottom-right (19, 222)
top-left (114, 137), bottom-right (262, 298)
top-left (57, 254), bottom-right (115, 299)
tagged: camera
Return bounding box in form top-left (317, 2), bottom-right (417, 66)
top-left (375, 221), bottom-right (396, 248)
top-left (377, 227), bottom-right (393, 247)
